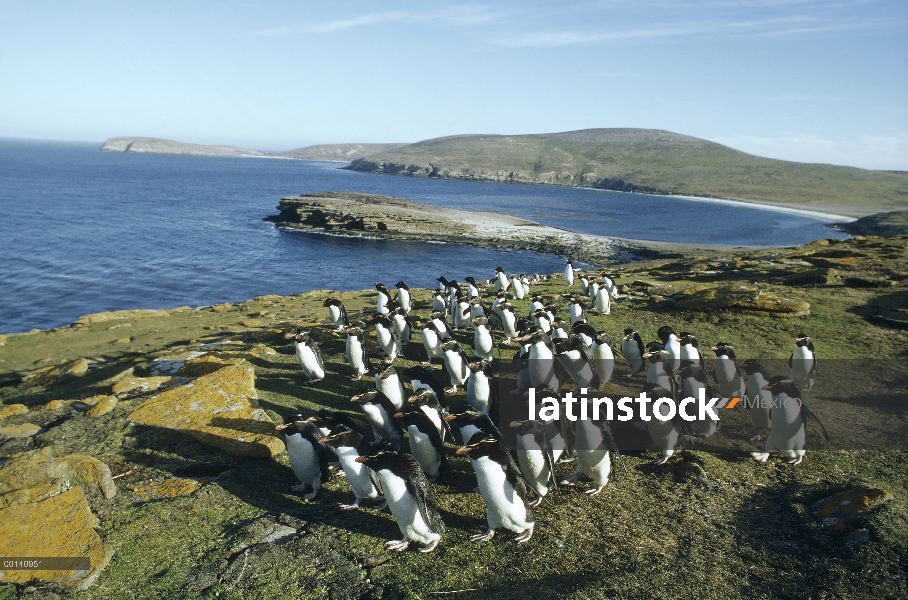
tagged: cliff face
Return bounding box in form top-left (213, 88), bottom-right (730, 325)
top-left (100, 137), bottom-right (265, 157)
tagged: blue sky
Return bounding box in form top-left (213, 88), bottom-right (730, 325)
top-left (1, 0), bottom-right (905, 169)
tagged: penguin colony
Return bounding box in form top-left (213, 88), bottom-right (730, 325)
top-left (284, 263), bottom-right (825, 553)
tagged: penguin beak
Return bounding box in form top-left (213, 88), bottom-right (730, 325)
top-left (443, 414), bottom-right (457, 422)
top-left (354, 456), bottom-right (369, 463)
top-left (509, 420), bottom-right (526, 429)
top-left (455, 445), bottom-right (471, 456)
top-left (317, 437), bottom-right (330, 445)
top-left (275, 423), bottom-right (289, 431)
top-left (407, 395), bottom-right (417, 403)
top-left (393, 412), bottom-right (404, 419)
top-left (760, 384), bottom-right (772, 391)
top-left (710, 346), bottom-right (719, 352)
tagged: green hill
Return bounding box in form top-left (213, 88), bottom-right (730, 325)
top-left (346, 129), bottom-right (908, 214)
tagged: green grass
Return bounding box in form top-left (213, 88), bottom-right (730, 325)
top-left (1, 235), bottom-right (907, 599)
top-left (348, 129), bottom-right (908, 212)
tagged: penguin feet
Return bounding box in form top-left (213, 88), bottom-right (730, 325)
top-left (558, 471), bottom-right (581, 486)
top-left (748, 433), bottom-right (765, 442)
top-left (350, 375), bottom-right (362, 381)
top-left (418, 539), bottom-right (439, 553)
top-left (445, 386), bottom-right (458, 394)
top-left (470, 529), bottom-right (495, 542)
top-left (385, 538), bottom-right (410, 552)
top-left (751, 452), bottom-right (770, 463)
top-left (339, 499), bottom-right (362, 510)
top-left (786, 456), bottom-right (804, 465)
top-left (290, 483), bottom-right (307, 492)
top-left (372, 501), bottom-right (388, 511)
top-left (583, 486), bottom-right (604, 496)
top-left (421, 361), bottom-right (431, 365)
top-left (528, 496), bottom-right (544, 507)
top-left (514, 525), bottom-right (534, 544)
top-left (302, 490), bottom-right (318, 500)
top-left (303, 378), bottom-right (324, 386)
top-left (651, 455), bottom-right (671, 466)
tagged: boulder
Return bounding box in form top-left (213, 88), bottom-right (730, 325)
top-left (85, 396), bottom-right (118, 418)
top-left (19, 358), bottom-right (91, 388)
top-left (0, 448), bottom-right (55, 494)
top-left (783, 268), bottom-right (841, 286)
top-left (54, 454), bottom-right (117, 499)
top-left (178, 355), bottom-right (245, 378)
top-left (0, 403), bottom-right (28, 420)
top-left (128, 363), bottom-right (283, 458)
top-left (0, 423), bottom-right (42, 438)
top-left (0, 487), bottom-right (113, 590)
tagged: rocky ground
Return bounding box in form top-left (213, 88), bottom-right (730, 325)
top-left (1, 234), bottom-right (907, 599)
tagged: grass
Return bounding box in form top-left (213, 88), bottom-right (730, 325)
top-left (1, 234), bottom-right (907, 599)
top-left (347, 129), bottom-right (908, 212)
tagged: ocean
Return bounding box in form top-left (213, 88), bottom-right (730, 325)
top-left (0, 139), bottom-right (848, 333)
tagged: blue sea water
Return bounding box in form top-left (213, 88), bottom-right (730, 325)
top-left (0, 139), bottom-right (847, 334)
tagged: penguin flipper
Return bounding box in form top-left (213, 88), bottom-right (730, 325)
top-left (488, 310), bottom-right (503, 331)
top-left (504, 459), bottom-right (536, 517)
top-left (340, 305), bottom-right (349, 327)
top-left (801, 403), bottom-right (831, 442)
top-left (313, 342), bottom-right (326, 371)
top-left (405, 471), bottom-right (445, 534)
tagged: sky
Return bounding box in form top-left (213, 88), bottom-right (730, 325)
top-left (0, 1), bottom-right (906, 170)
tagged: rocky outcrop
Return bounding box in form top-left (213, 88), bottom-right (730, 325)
top-left (268, 191), bottom-right (623, 263)
top-left (128, 362), bottom-right (283, 458)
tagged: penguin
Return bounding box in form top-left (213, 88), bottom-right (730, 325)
top-left (468, 296), bottom-right (487, 320)
top-left (644, 343), bottom-right (673, 391)
top-left (394, 409), bottom-right (448, 481)
top-left (737, 359), bottom-right (774, 442)
top-left (657, 326), bottom-right (681, 373)
top-left (293, 328), bottom-right (326, 384)
top-left (579, 275), bottom-right (590, 297)
top-left (432, 290), bottom-right (448, 315)
top-left (601, 273), bottom-right (620, 300)
top-left (430, 311), bottom-right (454, 340)
top-left (317, 428), bottom-right (385, 510)
top-left (389, 307), bottom-right (412, 347)
top-left (323, 298), bottom-right (349, 331)
top-left (394, 281), bottom-right (412, 314)
top-left (675, 361), bottom-right (720, 438)
top-left (344, 325), bottom-right (371, 381)
top-left (789, 333), bottom-right (817, 391)
top-left (554, 337), bottom-right (599, 391)
top-left (306, 410), bottom-right (376, 444)
top-left (466, 360), bottom-right (497, 416)
top-left (436, 276), bottom-right (449, 294)
top-left (417, 320), bottom-right (445, 365)
top-left (454, 293), bottom-right (472, 330)
top-left (565, 258), bottom-right (575, 286)
top-left (558, 402), bottom-right (613, 496)
top-left (678, 332), bottom-right (705, 369)
top-left (443, 410), bottom-right (501, 448)
top-left (531, 309), bottom-right (553, 334)
top-left (494, 267), bottom-right (510, 293)
top-left (465, 276), bottom-right (480, 299)
top-left (406, 386), bottom-right (449, 441)
top-left (510, 419), bottom-right (557, 506)
top-left (350, 389), bottom-right (404, 447)
top-left (529, 295), bottom-right (545, 314)
top-left (621, 328), bottom-right (645, 376)
top-left (587, 279), bottom-right (600, 301)
top-left (368, 313), bottom-right (401, 360)
top-left (520, 328), bottom-right (559, 391)
top-left (447, 281), bottom-right (462, 326)
top-left (568, 296), bottom-right (588, 325)
top-left (510, 273), bottom-right (526, 300)
top-left (275, 419), bottom-right (330, 498)
top-left (532, 386), bottom-right (575, 464)
top-left (457, 435), bottom-right (535, 543)
top-left (550, 317), bottom-right (570, 341)
top-left (354, 451), bottom-right (445, 552)
top-left (376, 360), bottom-right (407, 410)
top-left (404, 366), bottom-right (449, 411)
top-left (568, 322), bottom-right (596, 349)
top-left (440, 340), bottom-right (472, 393)
top-left (751, 377), bottom-right (829, 465)
top-left (642, 382), bottom-right (685, 465)
top-left (497, 301), bottom-right (520, 345)
top-left (472, 316), bottom-right (495, 361)
top-left (519, 275), bottom-right (531, 297)
top-left (376, 283), bottom-right (391, 315)
top-left (591, 331), bottom-right (615, 389)
top-left (591, 285), bottom-right (611, 317)
top-left (711, 342), bottom-right (745, 400)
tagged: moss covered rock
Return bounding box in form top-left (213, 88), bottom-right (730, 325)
top-left (673, 285), bottom-right (810, 317)
top-left (19, 357), bottom-right (90, 388)
top-left (128, 362), bottom-right (283, 458)
top-left (0, 403), bottom-right (28, 420)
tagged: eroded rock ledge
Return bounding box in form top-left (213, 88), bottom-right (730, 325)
top-left (267, 192), bottom-right (633, 262)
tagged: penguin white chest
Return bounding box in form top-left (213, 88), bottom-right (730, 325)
top-left (328, 305), bottom-right (341, 324)
top-left (335, 447), bottom-right (379, 499)
top-left (408, 426), bottom-right (442, 477)
top-left (296, 344), bottom-right (324, 379)
top-left (286, 434), bottom-right (320, 484)
top-left (574, 420), bottom-right (611, 486)
top-left (471, 457), bottom-right (531, 533)
top-left (376, 470), bottom-right (439, 545)
top-left (467, 371), bottom-right (492, 414)
top-left (515, 436), bottom-right (550, 495)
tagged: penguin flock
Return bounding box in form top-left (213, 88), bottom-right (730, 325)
top-left (283, 261), bottom-right (826, 553)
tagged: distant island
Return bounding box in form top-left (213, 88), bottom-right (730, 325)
top-left (101, 129), bottom-right (908, 216)
top-left (100, 137), bottom-right (407, 162)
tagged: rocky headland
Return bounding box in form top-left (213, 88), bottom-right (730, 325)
top-left (100, 138), bottom-right (407, 162)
